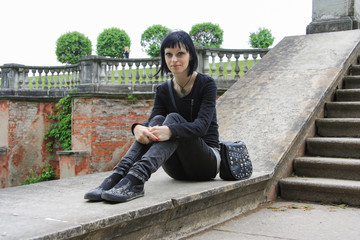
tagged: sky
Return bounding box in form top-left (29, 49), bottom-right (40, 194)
top-left (0, 0), bottom-right (313, 66)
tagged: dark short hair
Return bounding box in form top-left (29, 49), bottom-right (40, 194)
top-left (156, 30), bottom-right (198, 77)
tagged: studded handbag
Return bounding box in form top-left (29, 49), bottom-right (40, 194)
top-left (219, 141), bottom-right (253, 181)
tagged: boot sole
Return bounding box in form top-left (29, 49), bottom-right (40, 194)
top-left (101, 191), bottom-right (144, 203)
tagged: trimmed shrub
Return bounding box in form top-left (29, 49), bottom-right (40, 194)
top-left (249, 27), bottom-right (275, 48)
top-left (189, 22), bottom-right (224, 48)
top-left (56, 31), bottom-right (92, 64)
top-left (97, 27), bottom-right (131, 58)
top-left (141, 24), bottom-right (170, 57)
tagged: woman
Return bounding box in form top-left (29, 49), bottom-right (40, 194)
top-left (84, 30), bottom-right (220, 203)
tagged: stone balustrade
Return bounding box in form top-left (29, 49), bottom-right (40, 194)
top-left (0, 46), bottom-right (269, 96)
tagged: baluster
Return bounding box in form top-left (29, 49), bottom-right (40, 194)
top-left (38, 69), bottom-right (43, 90)
top-left (62, 69), bottom-right (67, 90)
top-left (141, 62), bottom-right (147, 84)
top-left (70, 68), bottom-right (75, 88)
top-left (128, 62), bottom-right (133, 85)
top-left (218, 53), bottom-right (224, 81)
top-left (148, 61), bottom-right (154, 83)
top-left (24, 68), bottom-right (30, 90)
top-left (243, 54), bottom-right (249, 74)
top-left (121, 62), bottom-right (126, 84)
top-left (55, 69), bottom-right (61, 89)
top-left (73, 69), bottom-right (78, 87)
top-left (44, 69), bottom-right (49, 90)
top-left (76, 67), bottom-right (81, 86)
top-left (226, 53), bottom-right (233, 80)
top-left (135, 61), bottom-right (140, 85)
top-left (252, 53), bottom-right (258, 67)
top-left (99, 62), bottom-right (106, 85)
top-left (18, 68), bottom-right (24, 90)
top-left (107, 63), bottom-right (113, 85)
top-left (31, 69), bottom-right (37, 90)
top-left (71, 68), bottom-right (76, 89)
top-left (203, 51), bottom-right (211, 76)
top-left (50, 69), bottom-right (55, 90)
top-left (113, 63), bottom-right (120, 85)
top-left (64, 69), bottom-right (70, 89)
top-left (211, 52), bottom-right (217, 79)
top-left (234, 53), bottom-right (240, 80)
top-left (154, 61), bottom-right (160, 84)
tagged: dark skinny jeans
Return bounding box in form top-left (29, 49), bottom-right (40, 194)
top-left (113, 113), bottom-right (218, 183)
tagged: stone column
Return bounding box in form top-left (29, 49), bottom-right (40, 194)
top-left (77, 55), bottom-right (102, 92)
top-left (307, 0), bottom-right (360, 34)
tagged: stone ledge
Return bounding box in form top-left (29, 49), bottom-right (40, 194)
top-left (0, 169), bottom-right (271, 239)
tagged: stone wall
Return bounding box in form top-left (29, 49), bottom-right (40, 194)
top-left (0, 100), bottom-right (57, 187)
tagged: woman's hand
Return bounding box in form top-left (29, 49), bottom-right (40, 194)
top-left (133, 125), bottom-right (158, 144)
top-left (148, 126), bottom-right (172, 142)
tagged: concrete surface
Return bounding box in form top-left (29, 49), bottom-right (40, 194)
top-left (184, 200), bottom-right (360, 240)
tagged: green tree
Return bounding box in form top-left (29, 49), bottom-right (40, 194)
top-left (141, 24), bottom-right (170, 57)
top-left (189, 22), bottom-right (224, 48)
top-left (97, 27), bottom-right (131, 58)
top-left (249, 27), bottom-right (275, 48)
top-left (56, 31), bottom-right (92, 64)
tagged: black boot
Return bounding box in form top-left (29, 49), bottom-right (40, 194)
top-left (101, 174), bottom-right (144, 203)
top-left (84, 173), bottom-right (122, 201)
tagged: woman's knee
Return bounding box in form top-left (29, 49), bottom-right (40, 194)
top-left (164, 113), bottom-right (185, 125)
top-left (149, 115), bottom-right (165, 126)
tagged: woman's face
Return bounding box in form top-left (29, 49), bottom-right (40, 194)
top-left (164, 43), bottom-right (191, 75)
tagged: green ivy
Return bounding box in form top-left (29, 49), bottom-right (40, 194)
top-left (127, 94), bottom-right (137, 103)
top-left (44, 91), bottom-right (74, 152)
top-left (23, 164), bottom-right (57, 185)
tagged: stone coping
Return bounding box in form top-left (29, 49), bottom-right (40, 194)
top-left (0, 169), bottom-right (271, 239)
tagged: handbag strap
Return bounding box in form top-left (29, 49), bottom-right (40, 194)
top-left (167, 78), bottom-right (179, 113)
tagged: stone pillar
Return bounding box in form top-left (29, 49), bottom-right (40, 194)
top-left (0, 64), bottom-right (25, 90)
top-left (307, 0), bottom-right (360, 34)
top-left (57, 151), bottom-right (90, 178)
top-left (77, 55), bottom-right (102, 92)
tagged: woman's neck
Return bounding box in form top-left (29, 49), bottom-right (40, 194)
top-left (174, 72), bottom-right (192, 85)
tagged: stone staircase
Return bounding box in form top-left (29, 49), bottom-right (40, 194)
top-left (279, 58), bottom-right (360, 206)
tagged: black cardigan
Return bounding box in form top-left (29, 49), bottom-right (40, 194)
top-left (134, 72), bottom-right (219, 148)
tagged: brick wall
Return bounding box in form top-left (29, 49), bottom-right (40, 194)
top-left (0, 95), bottom-right (154, 188)
top-left (72, 97), bottom-right (154, 173)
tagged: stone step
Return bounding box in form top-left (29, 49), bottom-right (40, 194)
top-left (335, 89), bottom-right (360, 101)
top-left (343, 76), bottom-right (360, 89)
top-left (349, 65), bottom-right (360, 75)
top-left (316, 118), bottom-right (360, 137)
top-left (325, 102), bottom-right (360, 118)
top-left (306, 137), bottom-right (360, 158)
top-left (294, 157), bottom-right (360, 180)
top-left (279, 177), bottom-right (360, 206)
